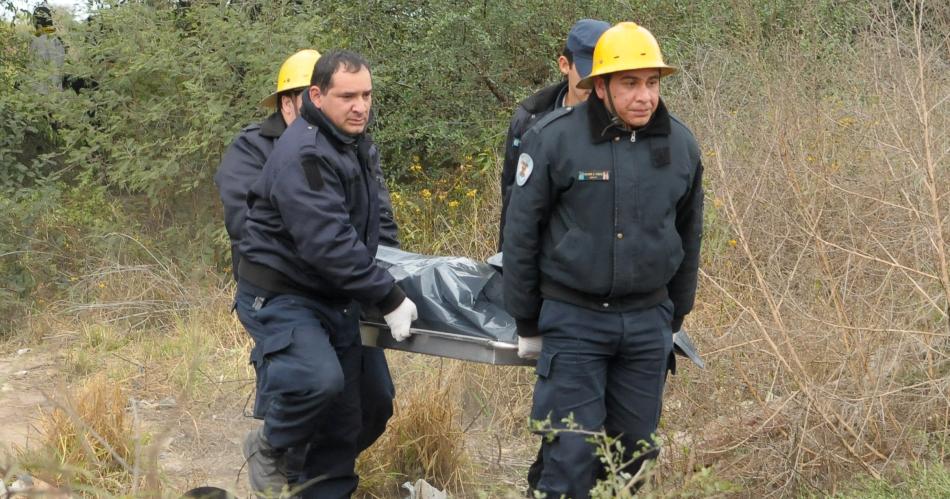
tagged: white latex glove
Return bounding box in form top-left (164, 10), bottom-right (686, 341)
top-left (384, 297), bottom-right (418, 342)
top-left (517, 336), bottom-right (543, 359)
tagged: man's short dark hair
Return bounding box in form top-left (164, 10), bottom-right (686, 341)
top-left (277, 88), bottom-right (304, 106)
top-left (311, 50), bottom-right (370, 91)
top-left (561, 46), bottom-right (574, 65)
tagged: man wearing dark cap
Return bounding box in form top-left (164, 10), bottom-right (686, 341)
top-left (496, 19), bottom-right (609, 493)
top-left (499, 18), bottom-right (610, 254)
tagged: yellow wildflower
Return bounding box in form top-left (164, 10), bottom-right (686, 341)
top-left (466, 189), bottom-right (477, 198)
top-left (448, 200), bottom-right (460, 209)
top-left (421, 189), bottom-right (432, 199)
top-left (728, 239), bottom-right (738, 248)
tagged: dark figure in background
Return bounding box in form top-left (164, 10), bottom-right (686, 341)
top-left (28, 5), bottom-right (65, 94)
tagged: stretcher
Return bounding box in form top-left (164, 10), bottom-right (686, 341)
top-left (361, 246), bottom-right (704, 368)
top-left (360, 321), bottom-right (532, 366)
top-left (360, 320), bottom-right (704, 368)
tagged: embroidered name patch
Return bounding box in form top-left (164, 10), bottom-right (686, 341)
top-left (516, 153), bottom-right (534, 186)
top-left (577, 171), bottom-right (610, 181)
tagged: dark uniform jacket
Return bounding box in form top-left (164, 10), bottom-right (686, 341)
top-left (503, 95), bottom-right (704, 336)
top-left (499, 81), bottom-right (568, 248)
top-left (238, 92), bottom-right (404, 314)
top-left (215, 110), bottom-right (399, 283)
top-left (214, 112), bottom-right (286, 279)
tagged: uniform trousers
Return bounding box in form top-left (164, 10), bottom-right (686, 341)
top-left (235, 281), bottom-right (395, 498)
top-left (531, 298), bottom-right (673, 499)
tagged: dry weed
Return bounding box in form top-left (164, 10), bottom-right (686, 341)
top-left (358, 354), bottom-right (476, 497)
top-left (657, 1), bottom-right (949, 494)
top-left (15, 374), bottom-right (136, 494)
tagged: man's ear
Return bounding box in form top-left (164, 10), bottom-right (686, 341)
top-left (594, 77), bottom-right (606, 99)
top-left (279, 94), bottom-right (294, 116)
top-left (309, 85), bottom-right (321, 108)
top-left (557, 55), bottom-right (571, 77)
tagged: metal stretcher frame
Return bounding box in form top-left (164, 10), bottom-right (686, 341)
top-left (360, 321), bottom-right (534, 366)
top-left (361, 321), bottom-right (705, 369)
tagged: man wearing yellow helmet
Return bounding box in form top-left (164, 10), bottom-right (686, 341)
top-left (503, 22), bottom-right (703, 497)
top-left (29, 5), bottom-right (65, 93)
top-left (214, 49), bottom-right (400, 498)
top-left (216, 49), bottom-right (324, 278)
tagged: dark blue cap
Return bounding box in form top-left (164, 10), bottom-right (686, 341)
top-left (565, 19), bottom-right (610, 78)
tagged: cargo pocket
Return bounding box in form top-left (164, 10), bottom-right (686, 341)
top-left (530, 351), bottom-right (557, 432)
top-left (249, 329), bottom-right (294, 419)
top-left (250, 328), bottom-right (294, 366)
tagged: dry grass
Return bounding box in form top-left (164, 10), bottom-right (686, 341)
top-left (652, 2), bottom-right (950, 495)
top-left (357, 355), bottom-right (479, 497)
top-left (15, 374), bottom-right (137, 495)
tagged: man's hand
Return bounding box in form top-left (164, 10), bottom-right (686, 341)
top-left (517, 336), bottom-right (543, 359)
top-left (384, 297), bottom-right (418, 341)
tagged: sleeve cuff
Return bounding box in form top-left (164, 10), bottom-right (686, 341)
top-left (516, 318), bottom-right (541, 337)
top-left (671, 315), bottom-right (684, 333)
top-left (377, 285), bottom-right (406, 315)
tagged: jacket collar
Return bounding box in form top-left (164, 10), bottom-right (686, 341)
top-left (521, 80), bottom-right (569, 114)
top-left (587, 93), bottom-right (671, 144)
top-left (301, 90), bottom-right (359, 146)
top-left (259, 111), bottom-right (286, 139)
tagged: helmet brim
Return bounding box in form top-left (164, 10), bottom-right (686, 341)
top-left (259, 92), bottom-right (278, 108)
top-left (577, 65), bottom-right (677, 90)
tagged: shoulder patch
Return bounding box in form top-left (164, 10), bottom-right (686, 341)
top-left (515, 153), bottom-right (534, 186)
top-left (301, 155), bottom-right (328, 190)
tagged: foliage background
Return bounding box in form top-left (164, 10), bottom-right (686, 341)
top-left (0, 0), bottom-right (875, 329)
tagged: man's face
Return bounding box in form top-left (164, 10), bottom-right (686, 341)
top-left (594, 68), bottom-right (661, 129)
top-left (310, 66), bottom-right (372, 135)
top-left (558, 55), bottom-right (591, 107)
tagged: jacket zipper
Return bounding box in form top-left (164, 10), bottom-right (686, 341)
top-left (608, 140), bottom-right (619, 298)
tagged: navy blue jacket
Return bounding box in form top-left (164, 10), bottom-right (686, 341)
top-left (238, 92), bottom-right (404, 313)
top-left (215, 110), bottom-right (399, 283)
top-left (503, 96), bottom-right (703, 336)
top-left (214, 112), bottom-right (285, 279)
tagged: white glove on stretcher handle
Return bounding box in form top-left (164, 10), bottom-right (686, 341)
top-left (384, 297), bottom-right (418, 341)
top-left (517, 336), bottom-right (542, 359)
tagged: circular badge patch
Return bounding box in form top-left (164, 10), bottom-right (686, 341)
top-left (515, 153), bottom-right (534, 187)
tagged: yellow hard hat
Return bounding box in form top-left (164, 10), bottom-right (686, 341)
top-left (259, 49), bottom-right (321, 108)
top-left (577, 22), bottom-right (675, 89)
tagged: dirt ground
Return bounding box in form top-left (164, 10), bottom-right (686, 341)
top-left (0, 348), bottom-right (55, 454)
top-left (0, 344), bottom-right (258, 497)
top-left (0, 344), bottom-right (532, 498)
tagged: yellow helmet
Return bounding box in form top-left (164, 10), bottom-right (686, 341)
top-left (260, 49), bottom-right (321, 108)
top-left (577, 22), bottom-right (675, 89)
